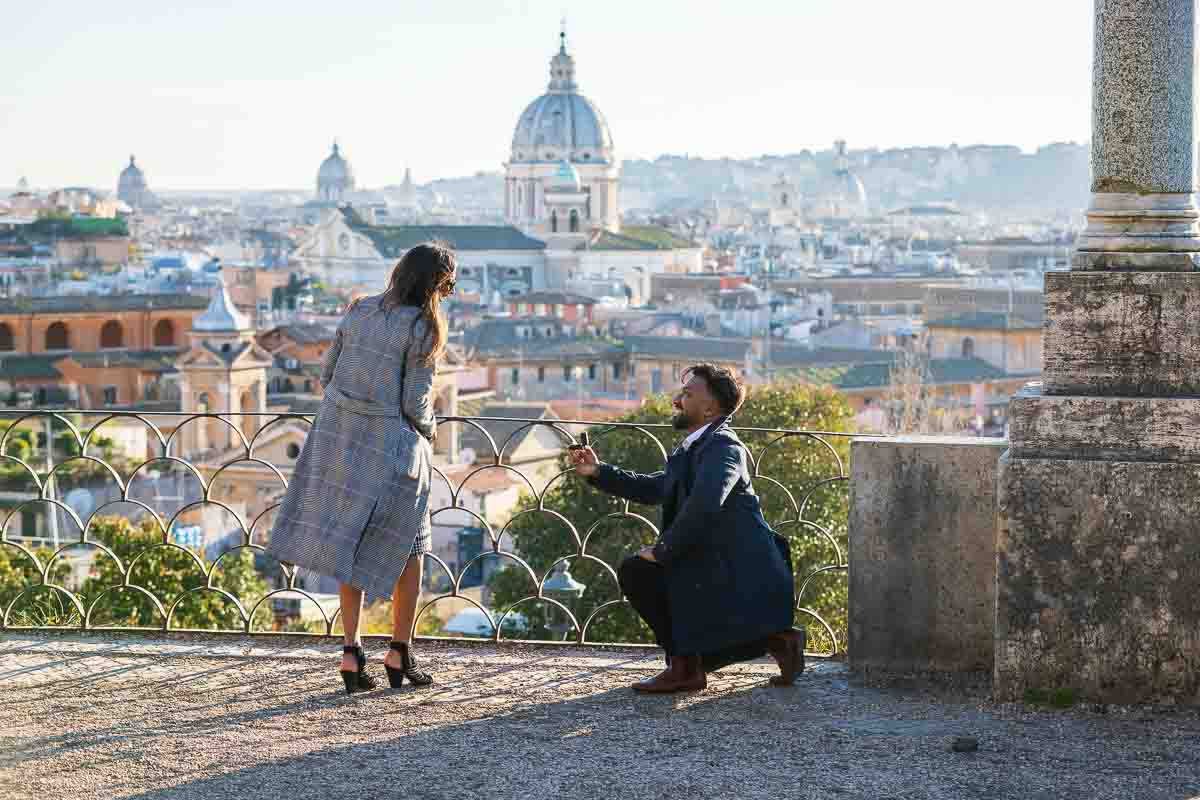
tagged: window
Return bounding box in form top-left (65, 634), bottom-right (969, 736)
top-left (537, 366), bottom-right (545, 383)
top-left (44, 322), bottom-right (69, 351)
top-left (588, 364), bottom-right (596, 381)
top-left (99, 320), bottom-right (123, 349)
top-left (551, 211), bottom-right (558, 233)
top-left (102, 386), bottom-right (118, 405)
top-left (563, 366), bottom-right (572, 381)
top-left (570, 209), bottom-right (580, 232)
top-left (0, 323), bottom-right (13, 352)
top-left (286, 443), bottom-right (301, 460)
top-left (962, 337), bottom-right (976, 359)
top-left (612, 363), bottom-right (621, 379)
top-left (511, 368), bottom-right (520, 384)
top-left (153, 319), bottom-right (175, 347)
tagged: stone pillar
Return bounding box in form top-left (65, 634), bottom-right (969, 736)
top-left (1073, 0), bottom-right (1200, 270)
top-left (997, 0), bottom-right (1200, 704)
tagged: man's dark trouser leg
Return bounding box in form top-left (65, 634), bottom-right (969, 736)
top-left (618, 555), bottom-right (673, 656)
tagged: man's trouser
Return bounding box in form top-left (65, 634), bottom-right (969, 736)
top-left (617, 555), bottom-right (769, 670)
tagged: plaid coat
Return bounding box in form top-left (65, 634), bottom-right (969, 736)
top-left (268, 296), bottom-right (436, 602)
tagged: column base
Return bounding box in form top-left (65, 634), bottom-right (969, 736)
top-left (1073, 192), bottom-right (1200, 272)
top-left (997, 395), bottom-right (1200, 704)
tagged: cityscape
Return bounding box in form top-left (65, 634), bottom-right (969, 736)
top-left (4, 4), bottom-right (1199, 798)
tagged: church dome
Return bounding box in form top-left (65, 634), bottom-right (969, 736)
top-left (510, 31), bottom-right (614, 164)
top-left (547, 159), bottom-right (582, 191)
top-left (118, 156), bottom-right (147, 199)
top-left (820, 141), bottom-right (869, 218)
top-left (317, 142), bottom-right (355, 202)
top-left (117, 155), bottom-right (158, 210)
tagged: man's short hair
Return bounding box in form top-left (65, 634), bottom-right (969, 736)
top-left (683, 363), bottom-right (746, 416)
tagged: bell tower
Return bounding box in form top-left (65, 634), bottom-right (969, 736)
top-left (176, 275), bottom-right (273, 455)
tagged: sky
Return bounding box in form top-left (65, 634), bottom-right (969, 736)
top-left (1, 0), bottom-right (1094, 191)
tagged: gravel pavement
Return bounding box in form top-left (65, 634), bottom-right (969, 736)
top-left (0, 633), bottom-right (1197, 800)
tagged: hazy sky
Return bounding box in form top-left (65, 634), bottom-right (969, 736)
top-left (2, 0), bottom-right (1093, 191)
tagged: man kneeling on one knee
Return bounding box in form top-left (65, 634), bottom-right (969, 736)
top-left (570, 363), bottom-right (805, 693)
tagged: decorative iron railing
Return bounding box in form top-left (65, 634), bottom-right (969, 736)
top-left (0, 409), bottom-right (854, 654)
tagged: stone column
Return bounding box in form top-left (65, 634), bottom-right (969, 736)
top-left (1074, 0), bottom-right (1200, 270)
top-left (997, 0), bottom-right (1200, 704)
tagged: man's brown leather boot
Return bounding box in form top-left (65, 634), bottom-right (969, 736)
top-left (766, 627), bottom-right (806, 686)
top-left (632, 654), bottom-right (707, 693)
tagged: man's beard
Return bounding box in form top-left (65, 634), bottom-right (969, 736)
top-left (671, 410), bottom-right (694, 430)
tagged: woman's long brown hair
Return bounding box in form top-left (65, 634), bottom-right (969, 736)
top-left (379, 241), bottom-right (455, 366)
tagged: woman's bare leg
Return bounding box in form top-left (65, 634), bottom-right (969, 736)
top-left (384, 556), bottom-right (423, 670)
top-left (339, 583), bottom-right (364, 672)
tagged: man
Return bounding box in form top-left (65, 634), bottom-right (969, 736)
top-left (570, 363), bottom-right (805, 693)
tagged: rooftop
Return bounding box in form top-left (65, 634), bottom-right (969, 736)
top-left (583, 226), bottom-right (699, 251)
top-left (0, 293), bottom-right (209, 316)
top-left (267, 322), bottom-right (336, 345)
top-left (344, 210), bottom-right (546, 255)
top-left (510, 291), bottom-right (598, 306)
top-left (624, 335), bottom-right (751, 362)
top-left (3, 632), bottom-right (1195, 800)
top-left (926, 312), bottom-right (1043, 331)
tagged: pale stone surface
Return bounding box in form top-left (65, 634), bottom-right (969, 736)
top-left (5, 633), bottom-right (1200, 799)
top-left (996, 454), bottom-right (1200, 704)
top-left (1009, 385), bottom-right (1200, 463)
top-left (1043, 271), bottom-right (1200, 396)
top-left (848, 436), bottom-right (1007, 674)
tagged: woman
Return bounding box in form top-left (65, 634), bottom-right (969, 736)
top-left (268, 242), bottom-right (455, 694)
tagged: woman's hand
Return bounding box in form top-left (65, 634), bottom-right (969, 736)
top-left (569, 446), bottom-right (599, 478)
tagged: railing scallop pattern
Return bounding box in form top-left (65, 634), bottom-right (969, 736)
top-left (0, 410), bottom-right (851, 654)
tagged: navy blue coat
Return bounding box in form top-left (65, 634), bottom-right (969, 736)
top-left (589, 423), bottom-right (795, 655)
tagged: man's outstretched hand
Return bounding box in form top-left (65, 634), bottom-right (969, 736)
top-left (569, 446), bottom-right (600, 477)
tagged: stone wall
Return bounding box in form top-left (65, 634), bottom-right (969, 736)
top-left (848, 436), bottom-right (1007, 674)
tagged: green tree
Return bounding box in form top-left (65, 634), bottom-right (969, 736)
top-left (81, 516), bottom-right (269, 630)
top-left (488, 384), bottom-right (853, 652)
top-left (0, 542), bottom-right (74, 626)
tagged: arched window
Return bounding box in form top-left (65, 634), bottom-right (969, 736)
top-left (569, 209), bottom-right (579, 232)
top-left (961, 337), bottom-right (976, 359)
top-left (550, 210), bottom-right (558, 233)
top-left (45, 322), bottom-right (70, 351)
top-left (0, 323), bottom-right (13, 352)
top-left (99, 320), bottom-right (123, 349)
top-left (153, 319), bottom-right (175, 347)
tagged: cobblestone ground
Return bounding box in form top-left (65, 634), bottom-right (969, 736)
top-left (0, 633), bottom-right (1198, 800)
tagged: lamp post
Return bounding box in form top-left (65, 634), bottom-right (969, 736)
top-left (543, 561), bottom-right (586, 641)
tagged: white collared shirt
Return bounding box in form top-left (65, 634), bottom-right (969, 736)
top-left (678, 423), bottom-right (711, 453)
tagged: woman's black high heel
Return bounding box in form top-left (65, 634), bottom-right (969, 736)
top-left (340, 644), bottom-right (378, 695)
top-left (385, 641), bottom-right (433, 688)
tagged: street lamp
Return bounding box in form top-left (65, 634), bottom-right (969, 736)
top-left (543, 561), bottom-right (586, 641)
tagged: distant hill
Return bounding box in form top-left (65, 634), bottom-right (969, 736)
top-left (424, 142), bottom-right (1091, 219)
